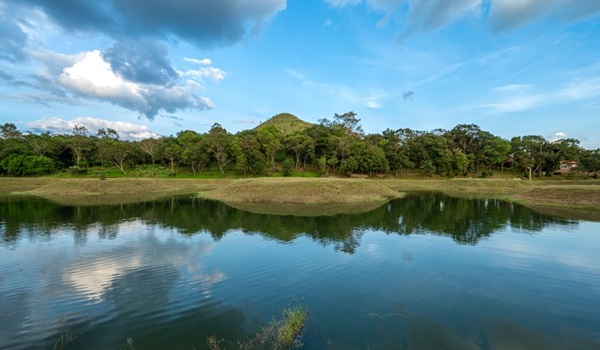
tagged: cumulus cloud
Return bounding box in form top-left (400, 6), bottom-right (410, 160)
top-left (0, 0), bottom-right (251, 120)
top-left (57, 50), bottom-right (216, 119)
top-left (103, 40), bottom-right (178, 86)
top-left (28, 116), bottom-right (161, 140)
top-left (6, 0), bottom-right (287, 48)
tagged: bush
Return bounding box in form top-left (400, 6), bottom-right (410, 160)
top-left (317, 156), bottom-right (327, 176)
top-left (282, 158), bottom-right (294, 177)
top-left (0, 154), bottom-right (55, 175)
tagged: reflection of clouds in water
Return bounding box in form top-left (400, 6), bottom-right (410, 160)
top-left (64, 222), bottom-right (225, 302)
top-left (1, 220), bottom-right (226, 347)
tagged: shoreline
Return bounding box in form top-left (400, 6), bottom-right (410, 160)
top-left (1, 177), bottom-right (599, 219)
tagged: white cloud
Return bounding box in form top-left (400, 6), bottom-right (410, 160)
top-left (59, 50), bottom-right (146, 109)
top-left (54, 50), bottom-right (217, 119)
top-left (474, 77), bottom-right (600, 113)
top-left (28, 116), bottom-right (162, 140)
top-left (549, 131), bottom-right (567, 142)
top-left (491, 84), bottom-right (531, 92)
top-left (183, 66), bottom-right (227, 82)
top-left (184, 57), bottom-right (213, 66)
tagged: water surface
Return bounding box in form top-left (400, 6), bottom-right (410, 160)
top-left (1, 194), bottom-right (599, 349)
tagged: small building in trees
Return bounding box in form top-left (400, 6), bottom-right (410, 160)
top-left (554, 160), bottom-right (580, 175)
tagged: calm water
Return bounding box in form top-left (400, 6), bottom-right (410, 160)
top-left (1, 194), bottom-right (599, 350)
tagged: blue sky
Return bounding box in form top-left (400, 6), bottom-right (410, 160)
top-left (1, 0), bottom-right (599, 148)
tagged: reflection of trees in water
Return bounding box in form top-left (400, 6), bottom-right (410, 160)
top-left (0, 194), bottom-right (577, 251)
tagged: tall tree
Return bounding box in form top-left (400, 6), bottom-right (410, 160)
top-left (98, 139), bottom-right (132, 174)
top-left (139, 138), bottom-right (162, 164)
top-left (206, 123), bottom-right (230, 176)
top-left (69, 125), bottom-right (93, 166)
top-left (257, 126), bottom-right (282, 171)
top-left (156, 137), bottom-right (182, 175)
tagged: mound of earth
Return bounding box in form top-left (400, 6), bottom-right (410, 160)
top-left (199, 178), bottom-right (403, 204)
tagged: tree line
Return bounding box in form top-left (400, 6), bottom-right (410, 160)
top-left (1, 112), bottom-right (599, 178)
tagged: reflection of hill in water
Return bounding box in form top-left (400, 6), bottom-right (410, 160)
top-left (1, 194), bottom-right (577, 252)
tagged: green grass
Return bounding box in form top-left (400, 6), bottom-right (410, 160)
top-left (275, 306), bottom-right (308, 348)
top-left (234, 305), bottom-right (308, 350)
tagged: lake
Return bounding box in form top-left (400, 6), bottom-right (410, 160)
top-left (1, 194), bottom-right (599, 349)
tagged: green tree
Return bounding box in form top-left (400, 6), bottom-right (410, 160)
top-left (98, 139), bottom-right (133, 174)
top-left (282, 158), bottom-right (294, 177)
top-left (206, 123), bottom-right (230, 176)
top-left (511, 135), bottom-right (547, 177)
top-left (381, 129), bottom-right (414, 176)
top-left (1, 123), bottom-right (21, 139)
top-left (581, 149), bottom-right (600, 177)
top-left (69, 125), bottom-right (94, 166)
top-left (156, 136), bottom-right (182, 175)
top-left (139, 138), bottom-right (163, 164)
top-left (257, 126), bottom-right (282, 171)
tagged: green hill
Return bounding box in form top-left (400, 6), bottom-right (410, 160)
top-left (254, 113), bottom-right (312, 135)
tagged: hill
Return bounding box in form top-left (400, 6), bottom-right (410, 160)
top-left (254, 113), bottom-right (313, 135)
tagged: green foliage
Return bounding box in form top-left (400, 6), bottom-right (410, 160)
top-left (282, 158), bottom-right (294, 177)
top-left (339, 156), bottom-right (358, 175)
top-left (0, 154), bottom-right (55, 175)
top-left (236, 305), bottom-right (308, 350)
top-left (0, 115), bottom-right (594, 181)
top-left (581, 150), bottom-right (600, 176)
top-left (317, 156), bottom-right (327, 176)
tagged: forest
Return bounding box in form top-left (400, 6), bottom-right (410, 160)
top-left (1, 112), bottom-right (599, 178)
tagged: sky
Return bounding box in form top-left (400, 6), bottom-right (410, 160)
top-left (0, 0), bottom-right (599, 148)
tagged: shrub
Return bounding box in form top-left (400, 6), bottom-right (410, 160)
top-left (282, 158), bottom-right (294, 177)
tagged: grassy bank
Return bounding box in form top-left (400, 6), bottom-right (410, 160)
top-left (199, 178), bottom-right (402, 204)
top-left (0, 177), bottom-right (230, 205)
top-left (1, 177), bottom-right (599, 219)
top-left (384, 178), bottom-right (600, 220)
